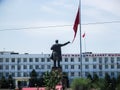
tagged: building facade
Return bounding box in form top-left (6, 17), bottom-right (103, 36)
top-left (0, 51), bottom-right (120, 87)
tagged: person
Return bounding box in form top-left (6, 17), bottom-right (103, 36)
top-left (50, 40), bottom-right (70, 67)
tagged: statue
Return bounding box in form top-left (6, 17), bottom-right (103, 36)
top-left (50, 40), bottom-right (70, 67)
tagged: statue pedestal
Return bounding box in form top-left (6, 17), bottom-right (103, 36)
top-left (51, 67), bottom-right (68, 89)
top-left (52, 67), bottom-right (62, 72)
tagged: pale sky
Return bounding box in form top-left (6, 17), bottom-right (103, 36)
top-left (0, 0), bottom-right (120, 54)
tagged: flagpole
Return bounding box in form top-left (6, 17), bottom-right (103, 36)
top-left (83, 32), bottom-right (86, 52)
top-left (79, 0), bottom-right (82, 78)
top-left (84, 34), bottom-right (86, 52)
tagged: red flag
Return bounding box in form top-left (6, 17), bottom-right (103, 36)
top-left (73, 8), bottom-right (80, 42)
top-left (82, 33), bottom-right (85, 38)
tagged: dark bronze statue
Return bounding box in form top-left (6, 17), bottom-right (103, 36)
top-left (50, 40), bottom-right (70, 67)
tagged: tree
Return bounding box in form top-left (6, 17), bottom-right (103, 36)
top-left (71, 78), bottom-right (91, 90)
top-left (111, 77), bottom-right (116, 90)
top-left (38, 73), bottom-right (45, 87)
top-left (93, 73), bottom-right (99, 82)
top-left (29, 69), bottom-right (38, 87)
top-left (7, 75), bottom-right (15, 89)
top-left (87, 73), bottom-right (92, 81)
top-left (104, 73), bottom-right (112, 90)
top-left (43, 70), bottom-right (62, 90)
top-left (0, 76), bottom-right (8, 88)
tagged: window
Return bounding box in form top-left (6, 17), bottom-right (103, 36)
top-left (105, 57), bottom-right (108, 63)
top-left (111, 57), bottom-right (114, 63)
top-left (47, 58), bottom-right (50, 62)
top-left (29, 58), bottom-right (33, 62)
top-left (117, 63), bottom-right (120, 69)
top-left (29, 65), bottom-right (33, 69)
top-left (41, 58), bottom-right (45, 62)
top-left (11, 58), bottom-right (15, 62)
top-left (18, 65), bottom-right (21, 70)
top-left (71, 58), bottom-right (74, 62)
top-left (78, 72), bottom-right (81, 76)
top-left (23, 58), bottom-right (27, 62)
top-left (99, 71), bottom-right (103, 77)
top-left (85, 72), bottom-right (89, 77)
top-left (105, 65), bottom-right (108, 69)
top-left (99, 57), bottom-right (102, 63)
top-left (0, 58), bottom-right (3, 62)
top-left (5, 65), bottom-right (9, 70)
top-left (12, 73), bottom-right (15, 77)
top-left (71, 65), bottom-right (74, 69)
top-left (65, 65), bottom-right (68, 69)
top-left (23, 72), bottom-right (28, 77)
top-left (111, 72), bottom-right (114, 76)
top-left (93, 65), bottom-right (96, 69)
top-left (78, 65), bottom-right (81, 69)
top-left (93, 58), bottom-right (96, 62)
top-left (6, 72), bottom-right (9, 77)
top-left (17, 72), bottom-right (21, 77)
top-left (35, 65), bottom-right (39, 69)
top-left (0, 73), bottom-right (2, 77)
top-left (11, 65), bottom-right (15, 70)
top-left (5, 58), bottom-right (9, 62)
top-left (0, 65), bottom-right (3, 69)
top-left (17, 58), bottom-right (21, 63)
top-left (41, 65), bottom-right (45, 69)
top-left (23, 65), bottom-right (27, 69)
top-left (71, 72), bottom-right (74, 76)
top-left (47, 65), bottom-right (51, 69)
top-left (35, 58), bottom-right (39, 62)
top-left (111, 65), bottom-right (114, 69)
top-left (117, 57), bottom-right (120, 61)
top-left (85, 58), bottom-right (89, 62)
top-left (78, 58), bottom-right (81, 62)
top-left (99, 65), bottom-right (102, 70)
top-left (65, 58), bottom-right (68, 62)
top-left (85, 65), bottom-right (89, 69)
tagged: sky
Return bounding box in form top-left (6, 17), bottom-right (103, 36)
top-left (0, 0), bottom-right (120, 54)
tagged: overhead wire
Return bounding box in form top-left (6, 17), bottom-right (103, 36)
top-left (0, 20), bottom-right (120, 31)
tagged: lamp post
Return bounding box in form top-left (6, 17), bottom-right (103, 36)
top-left (35, 83), bottom-right (37, 87)
top-left (9, 83), bottom-right (12, 90)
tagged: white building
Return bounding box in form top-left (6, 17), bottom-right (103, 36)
top-left (0, 51), bottom-right (120, 87)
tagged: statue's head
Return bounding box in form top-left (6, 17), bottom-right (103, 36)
top-left (55, 40), bottom-right (58, 43)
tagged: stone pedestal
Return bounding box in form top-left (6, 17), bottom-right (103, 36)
top-left (51, 66), bottom-right (68, 89)
top-left (52, 67), bottom-right (62, 72)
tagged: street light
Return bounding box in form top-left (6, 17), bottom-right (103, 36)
top-left (35, 83), bottom-right (37, 87)
top-left (9, 83), bottom-right (12, 90)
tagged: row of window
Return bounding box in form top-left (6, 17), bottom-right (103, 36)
top-left (0, 64), bottom-right (120, 70)
top-left (64, 64), bottom-right (120, 69)
top-left (0, 57), bottom-right (120, 63)
top-left (85, 57), bottom-right (120, 63)
top-left (0, 65), bottom-right (51, 70)
top-left (0, 58), bottom-right (51, 63)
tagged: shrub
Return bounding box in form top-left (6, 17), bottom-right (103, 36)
top-left (71, 78), bottom-right (91, 90)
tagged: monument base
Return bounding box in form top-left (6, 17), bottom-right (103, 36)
top-left (51, 66), bottom-right (68, 89)
top-left (52, 66), bottom-right (62, 72)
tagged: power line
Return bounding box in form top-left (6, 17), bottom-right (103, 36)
top-left (0, 20), bottom-right (120, 31)
top-left (82, 20), bottom-right (120, 25)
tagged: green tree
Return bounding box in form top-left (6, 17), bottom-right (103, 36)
top-left (29, 69), bottom-right (38, 87)
top-left (71, 78), bottom-right (91, 90)
top-left (92, 73), bottom-right (99, 82)
top-left (111, 77), bottom-right (116, 90)
top-left (43, 70), bottom-right (62, 90)
top-left (0, 76), bottom-right (8, 88)
top-left (38, 73), bottom-right (45, 87)
top-left (116, 74), bottom-right (120, 90)
top-left (87, 73), bottom-right (92, 81)
top-left (7, 75), bottom-right (15, 89)
top-left (104, 73), bottom-right (112, 90)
